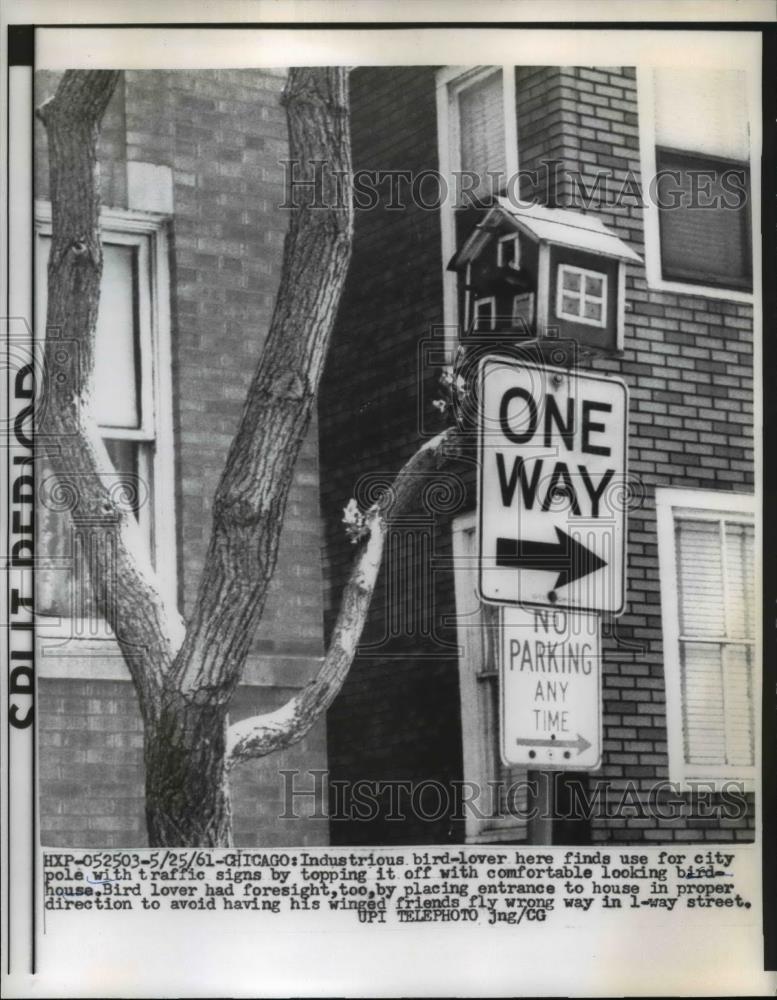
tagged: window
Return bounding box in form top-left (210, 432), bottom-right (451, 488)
top-left (35, 202), bottom-right (177, 634)
top-left (457, 70), bottom-right (507, 201)
top-left (437, 67), bottom-right (518, 353)
top-left (656, 489), bottom-right (756, 788)
top-left (452, 514), bottom-right (529, 843)
top-left (497, 233), bottom-right (521, 270)
top-left (639, 67), bottom-right (753, 298)
top-left (512, 292), bottom-right (535, 330)
top-left (473, 296), bottom-right (496, 332)
top-left (555, 264), bottom-right (607, 328)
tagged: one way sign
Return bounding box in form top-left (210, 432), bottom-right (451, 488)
top-left (478, 356), bottom-right (628, 614)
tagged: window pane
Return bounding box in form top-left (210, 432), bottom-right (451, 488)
top-left (38, 237), bottom-right (141, 428)
top-left (656, 150), bottom-right (751, 290)
top-left (37, 457), bottom-right (102, 623)
top-left (37, 441), bottom-right (149, 620)
top-left (499, 237), bottom-right (518, 268)
top-left (725, 522), bottom-right (754, 638)
top-left (512, 293), bottom-right (534, 329)
top-left (104, 438), bottom-right (141, 517)
top-left (562, 270), bottom-right (581, 293)
top-left (94, 244), bottom-right (141, 428)
top-left (681, 641), bottom-right (726, 766)
top-left (475, 299), bottom-right (494, 329)
top-left (459, 70), bottom-right (505, 199)
top-left (676, 519), bottom-right (724, 636)
top-left (478, 604), bottom-right (527, 822)
top-left (582, 300), bottom-right (603, 322)
top-left (561, 294), bottom-right (580, 315)
top-left (585, 275), bottom-right (603, 298)
top-left (722, 644), bottom-right (754, 767)
top-left (653, 68), bottom-right (749, 161)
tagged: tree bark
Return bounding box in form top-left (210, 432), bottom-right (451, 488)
top-left (170, 67), bottom-right (353, 704)
top-left (144, 695), bottom-right (233, 846)
top-left (41, 67), bottom-right (460, 848)
top-left (227, 428), bottom-right (460, 765)
top-left (37, 71), bottom-right (181, 723)
top-left (142, 68), bottom-right (354, 846)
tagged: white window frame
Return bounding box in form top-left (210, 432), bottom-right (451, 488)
top-left (473, 296), bottom-right (496, 332)
top-left (512, 291), bottom-right (535, 329)
top-left (34, 200), bottom-right (178, 645)
top-left (555, 263), bottom-right (608, 328)
top-left (452, 513), bottom-right (529, 843)
top-left (436, 66), bottom-right (519, 359)
top-left (497, 232), bottom-right (521, 270)
top-left (656, 488), bottom-right (757, 791)
top-left (636, 67), bottom-right (755, 304)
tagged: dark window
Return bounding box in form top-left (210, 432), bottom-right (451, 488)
top-left (655, 148), bottom-right (751, 292)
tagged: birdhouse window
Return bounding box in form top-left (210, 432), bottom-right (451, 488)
top-left (512, 292), bottom-right (535, 332)
top-left (556, 264), bottom-right (608, 328)
top-left (497, 233), bottom-right (521, 270)
top-left (474, 296), bottom-right (496, 331)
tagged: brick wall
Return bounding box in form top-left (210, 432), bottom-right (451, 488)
top-left (35, 69), bottom-right (329, 846)
top-left (319, 67), bottom-right (466, 846)
top-left (319, 65), bottom-right (755, 844)
top-left (518, 66), bottom-right (754, 841)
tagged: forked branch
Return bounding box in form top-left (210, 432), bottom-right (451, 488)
top-left (226, 427), bottom-right (460, 766)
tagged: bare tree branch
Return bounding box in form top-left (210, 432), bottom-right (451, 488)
top-left (225, 427), bottom-right (460, 766)
top-left (40, 66), bottom-right (459, 844)
top-left (38, 70), bottom-right (184, 717)
top-left (169, 67), bottom-right (353, 706)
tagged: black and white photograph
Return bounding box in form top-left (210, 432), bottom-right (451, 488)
top-left (2, 4), bottom-right (775, 997)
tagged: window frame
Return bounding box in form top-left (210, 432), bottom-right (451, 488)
top-left (636, 66), bottom-right (755, 304)
top-left (34, 200), bottom-right (178, 641)
top-left (436, 66), bottom-right (519, 360)
top-left (555, 263), bottom-right (608, 328)
top-left (473, 295), bottom-right (496, 332)
top-left (656, 487), bottom-right (757, 791)
top-left (511, 291), bottom-right (535, 330)
top-left (452, 513), bottom-right (529, 843)
top-left (653, 145), bottom-right (752, 292)
top-left (497, 232), bottom-right (521, 270)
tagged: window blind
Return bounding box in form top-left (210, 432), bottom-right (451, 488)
top-left (675, 517), bottom-right (755, 769)
top-left (655, 149), bottom-right (751, 291)
top-left (458, 70), bottom-right (505, 200)
top-left (651, 68), bottom-right (752, 290)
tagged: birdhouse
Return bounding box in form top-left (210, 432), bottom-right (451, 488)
top-left (449, 198), bottom-right (642, 353)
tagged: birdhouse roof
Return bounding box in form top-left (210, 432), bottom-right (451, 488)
top-left (448, 197), bottom-right (643, 269)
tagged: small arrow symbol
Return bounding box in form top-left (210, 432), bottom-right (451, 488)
top-left (514, 733), bottom-right (592, 755)
top-left (495, 527), bottom-right (606, 590)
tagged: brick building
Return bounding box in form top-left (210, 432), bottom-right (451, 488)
top-left (319, 65), bottom-right (757, 845)
top-left (34, 69), bottom-right (329, 847)
top-left (33, 63), bottom-right (757, 850)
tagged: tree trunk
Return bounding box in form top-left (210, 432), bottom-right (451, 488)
top-left (170, 67), bottom-right (353, 704)
top-left (40, 67), bottom-right (459, 849)
top-left (144, 695), bottom-right (232, 847)
top-left (37, 71), bottom-right (181, 722)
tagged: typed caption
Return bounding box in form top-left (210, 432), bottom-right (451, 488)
top-left (43, 847), bottom-right (753, 927)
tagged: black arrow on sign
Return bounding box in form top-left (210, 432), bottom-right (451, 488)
top-left (496, 527), bottom-right (606, 590)
top-left (514, 733), bottom-right (592, 755)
